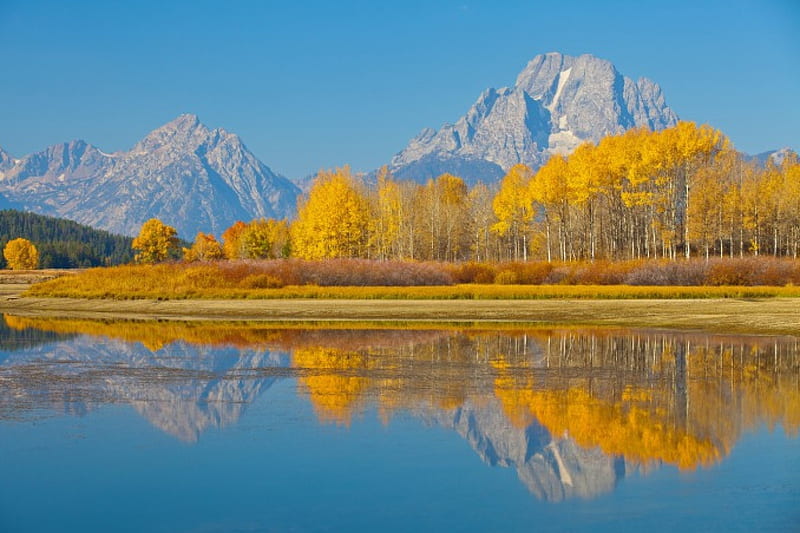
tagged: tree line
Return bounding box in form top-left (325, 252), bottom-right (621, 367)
top-left (0, 210), bottom-right (135, 268)
top-left (173, 121), bottom-right (798, 264)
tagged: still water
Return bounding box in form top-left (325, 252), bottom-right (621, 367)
top-left (0, 316), bottom-right (798, 532)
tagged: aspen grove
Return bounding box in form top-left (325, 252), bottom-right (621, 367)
top-left (199, 122), bottom-right (799, 263)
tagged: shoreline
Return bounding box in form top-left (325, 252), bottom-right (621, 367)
top-left (2, 289), bottom-right (799, 335)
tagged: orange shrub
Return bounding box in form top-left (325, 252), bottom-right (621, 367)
top-left (498, 261), bottom-right (554, 284)
top-left (449, 262), bottom-right (496, 284)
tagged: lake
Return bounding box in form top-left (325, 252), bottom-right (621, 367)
top-left (0, 315), bottom-right (798, 532)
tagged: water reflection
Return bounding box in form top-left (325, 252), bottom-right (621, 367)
top-left (1, 314), bottom-right (798, 501)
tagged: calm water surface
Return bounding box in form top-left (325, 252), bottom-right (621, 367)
top-left (0, 316), bottom-right (798, 532)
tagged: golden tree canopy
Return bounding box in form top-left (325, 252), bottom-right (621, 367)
top-left (291, 167), bottom-right (371, 259)
top-left (132, 218), bottom-right (179, 264)
top-left (221, 221), bottom-right (247, 260)
top-left (240, 218), bottom-right (290, 259)
top-left (183, 232), bottom-right (224, 262)
top-left (3, 238), bottom-right (39, 270)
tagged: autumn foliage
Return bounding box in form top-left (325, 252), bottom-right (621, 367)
top-left (183, 232), bottom-right (224, 262)
top-left (3, 237), bottom-right (39, 270)
top-left (132, 218), bottom-right (179, 264)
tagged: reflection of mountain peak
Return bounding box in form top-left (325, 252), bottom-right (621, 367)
top-left (0, 337), bottom-right (290, 442)
top-left (422, 399), bottom-right (626, 501)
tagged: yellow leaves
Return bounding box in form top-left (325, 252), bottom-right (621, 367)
top-left (221, 221), bottom-right (247, 260)
top-left (492, 164), bottom-right (535, 237)
top-left (132, 218), bottom-right (179, 264)
top-left (240, 219), bottom-right (289, 259)
top-left (293, 347), bottom-right (372, 426)
top-left (371, 168), bottom-right (403, 260)
top-left (219, 219), bottom-right (289, 260)
top-left (3, 237), bottom-right (39, 270)
top-left (183, 232), bottom-right (224, 262)
top-left (291, 167), bottom-right (371, 260)
top-left (530, 154), bottom-right (570, 206)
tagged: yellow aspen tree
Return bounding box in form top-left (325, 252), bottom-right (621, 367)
top-left (468, 182), bottom-right (496, 261)
top-left (759, 160), bottom-right (784, 256)
top-left (491, 164), bottom-right (535, 260)
top-left (240, 218), bottom-right (290, 259)
top-left (291, 167), bottom-right (371, 259)
top-left (530, 154), bottom-right (571, 261)
top-left (132, 218), bottom-right (179, 264)
top-left (740, 162), bottom-right (766, 255)
top-left (221, 221), bottom-right (248, 259)
top-left (183, 232), bottom-right (224, 262)
top-left (371, 167), bottom-right (403, 260)
top-left (567, 143), bottom-right (604, 259)
top-left (417, 174), bottom-right (469, 261)
top-left (3, 238), bottom-right (39, 270)
top-left (687, 164), bottom-right (725, 259)
top-left (437, 174), bottom-right (469, 261)
top-left (780, 154), bottom-right (800, 257)
top-left (666, 122), bottom-right (727, 258)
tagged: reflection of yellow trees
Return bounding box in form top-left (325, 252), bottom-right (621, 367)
top-left (4, 315), bottom-right (289, 351)
top-left (685, 344), bottom-right (800, 438)
top-left (293, 348), bottom-right (373, 426)
top-left (290, 336), bottom-right (482, 425)
top-left (493, 380), bottom-right (721, 470)
top-left (3, 315), bottom-right (452, 352)
top-left (492, 333), bottom-right (800, 470)
top-left (6, 314), bottom-right (799, 469)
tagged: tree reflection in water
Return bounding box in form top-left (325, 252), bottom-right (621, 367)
top-left (2, 315), bottom-right (798, 500)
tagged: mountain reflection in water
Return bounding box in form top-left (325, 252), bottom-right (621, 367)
top-left (1, 314), bottom-right (798, 502)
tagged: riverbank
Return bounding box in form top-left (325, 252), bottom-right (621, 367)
top-left (2, 286), bottom-right (798, 335)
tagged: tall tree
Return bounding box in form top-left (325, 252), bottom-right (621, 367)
top-left (291, 167), bottom-right (371, 259)
top-left (492, 164), bottom-right (535, 260)
top-left (221, 221), bottom-right (248, 260)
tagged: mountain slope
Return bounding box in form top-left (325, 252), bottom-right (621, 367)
top-left (389, 52), bottom-right (679, 183)
top-left (0, 115), bottom-right (300, 238)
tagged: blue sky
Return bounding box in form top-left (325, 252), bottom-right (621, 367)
top-left (1, 0), bottom-right (797, 178)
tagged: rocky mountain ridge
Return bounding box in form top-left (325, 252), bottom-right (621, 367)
top-left (388, 52), bottom-right (679, 183)
top-left (0, 114), bottom-right (299, 238)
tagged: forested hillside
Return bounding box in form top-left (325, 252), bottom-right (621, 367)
top-left (0, 210), bottom-right (134, 268)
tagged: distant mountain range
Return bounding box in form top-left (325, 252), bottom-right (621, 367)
top-left (0, 115), bottom-right (299, 238)
top-left (0, 51), bottom-right (791, 236)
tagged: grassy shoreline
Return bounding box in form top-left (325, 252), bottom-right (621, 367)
top-left (2, 289), bottom-right (799, 335)
top-left (2, 266), bottom-right (799, 335)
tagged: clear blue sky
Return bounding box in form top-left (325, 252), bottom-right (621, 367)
top-left (1, 0), bottom-right (797, 178)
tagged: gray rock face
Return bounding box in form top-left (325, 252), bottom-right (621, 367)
top-left (390, 52), bottom-right (679, 182)
top-left (0, 115), bottom-right (300, 238)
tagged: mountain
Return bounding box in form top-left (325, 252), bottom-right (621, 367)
top-left (0, 115), bottom-right (300, 238)
top-left (388, 52), bottom-right (679, 184)
top-left (751, 147), bottom-right (796, 166)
